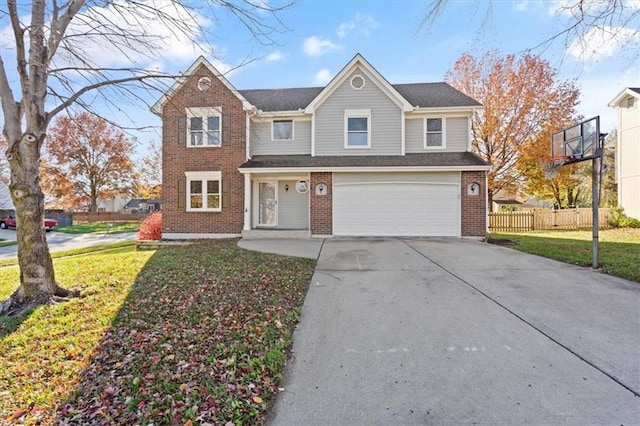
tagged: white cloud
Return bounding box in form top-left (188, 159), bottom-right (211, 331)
top-left (314, 69), bottom-right (332, 85)
top-left (567, 25), bottom-right (639, 61)
top-left (303, 36), bottom-right (342, 57)
top-left (336, 13), bottom-right (380, 38)
top-left (515, 1), bottom-right (530, 11)
top-left (266, 51), bottom-right (286, 62)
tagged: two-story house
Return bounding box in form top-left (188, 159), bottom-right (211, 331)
top-left (152, 54), bottom-right (490, 238)
top-left (608, 88), bottom-right (640, 219)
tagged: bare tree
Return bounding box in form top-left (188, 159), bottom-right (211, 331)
top-left (0, 0), bottom-right (291, 315)
top-left (420, 0), bottom-right (640, 62)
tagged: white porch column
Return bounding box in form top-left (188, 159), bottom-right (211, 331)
top-left (243, 174), bottom-right (251, 231)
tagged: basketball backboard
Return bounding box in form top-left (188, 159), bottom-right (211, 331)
top-left (551, 116), bottom-right (601, 162)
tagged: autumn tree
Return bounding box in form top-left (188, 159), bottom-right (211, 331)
top-left (43, 113), bottom-right (135, 213)
top-left (131, 139), bottom-right (162, 199)
top-left (445, 51), bottom-right (580, 209)
top-left (518, 122), bottom-right (588, 208)
top-left (0, 0), bottom-right (289, 314)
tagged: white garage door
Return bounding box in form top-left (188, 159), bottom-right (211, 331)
top-left (333, 173), bottom-right (460, 237)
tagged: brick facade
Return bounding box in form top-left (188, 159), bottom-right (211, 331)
top-left (460, 171), bottom-right (487, 237)
top-left (162, 64), bottom-right (246, 235)
top-left (310, 172), bottom-right (333, 236)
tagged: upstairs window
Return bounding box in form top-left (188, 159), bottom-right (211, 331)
top-left (186, 107), bottom-right (222, 147)
top-left (627, 97), bottom-right (635, 108)
top-left (345, 109), bottom-right (371, 148)
top-left (425, 117), bottom-right (445, 149)
top-left (272, 120), bottom-right (294, 140)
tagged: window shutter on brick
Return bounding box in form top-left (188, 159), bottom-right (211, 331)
top-left (222, 178), bottom-right (230, 208)
top-left (177, 178), bottom-right (186, 209)
top-left (222, 113), bottom-right (230, 145)
top-left (177, 116), bottom-right (186, 146)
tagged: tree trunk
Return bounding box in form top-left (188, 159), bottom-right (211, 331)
top-left (1, 133), bottom-right (67, 314)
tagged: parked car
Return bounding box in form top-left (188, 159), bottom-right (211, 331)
top-left (0, 216), bottom-right (58, 232)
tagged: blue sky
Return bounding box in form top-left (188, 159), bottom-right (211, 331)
top-left (2, 0), bottom-right (639, 154)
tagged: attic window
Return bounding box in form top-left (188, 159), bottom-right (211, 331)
top-left (350, 75), bottom-right (365, 90)
top-left (627, 97), bottom-right (635, 108)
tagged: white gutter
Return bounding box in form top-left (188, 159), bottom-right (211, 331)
top-left (239, 165), bottom-right (491, 174)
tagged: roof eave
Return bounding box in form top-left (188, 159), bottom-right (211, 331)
top-left (408, 105), bottom-right (483, 114)
top-left (239, 165), bottom-right (491, 173)
top-left (608, 87), bottom-right (640, 107)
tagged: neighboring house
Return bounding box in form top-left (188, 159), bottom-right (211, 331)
top-left (608, 88), bottom-right (640, 219)
top-left (491, 190), bottom-right (536, 212)
top-left (98, 196), bottom-right (129, 213)
top-left (152, 54), bottom-right (490, 239)
top-left (123, 198), bottom-right (162, 214)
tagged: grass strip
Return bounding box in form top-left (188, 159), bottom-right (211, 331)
top-left (489, 228), bottom-right (640, 283)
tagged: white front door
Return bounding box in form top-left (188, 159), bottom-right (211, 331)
top-left (258, 181), bottom-right (277, 226)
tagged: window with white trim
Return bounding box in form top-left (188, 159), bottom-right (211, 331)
top-left (186, 171), bottom-right (222, 212)
top-left (272, 120), bottom-right (294, 140)
top-left (345, 109), bottom-right (371, 148)
top-left (425, 117), bottom-right (445, 149)
top-left (186, 107), bottom-right (222, 147)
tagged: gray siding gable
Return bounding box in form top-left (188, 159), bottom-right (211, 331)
top-left (314, 68), bottom-right (402, 156)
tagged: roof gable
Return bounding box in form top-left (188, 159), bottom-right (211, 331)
top-left (151, 56), bottom-right (254, 115)
top-left (304, 54), bottom-right (413, 113)
top-left (608, 87), bottom-right (640, 107)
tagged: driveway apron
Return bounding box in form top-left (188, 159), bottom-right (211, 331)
top-left (267, 238), bottom-right (640, 425)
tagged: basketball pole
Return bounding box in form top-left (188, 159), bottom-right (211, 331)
top-left (592, 155), bottom-right (599, 269)
top-left (591, 130), bottom-right (605, 270)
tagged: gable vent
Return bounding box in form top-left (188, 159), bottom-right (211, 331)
top-left (350, 75), bottom-right (365, 90)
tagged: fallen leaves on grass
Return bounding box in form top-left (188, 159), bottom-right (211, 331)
top-left (54, 240), bottom-right (314, 425)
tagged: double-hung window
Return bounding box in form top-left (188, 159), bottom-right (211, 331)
top-left (272, 120), bottom-right (294, 140)
top-left (425, 117), bottom-right (445, 149)
top-left (186, 107), bottom-right (222, 147)
top-left (345, 109), bottom-right (371, 148)
top-left (185, 171), bottom-right (222, 212)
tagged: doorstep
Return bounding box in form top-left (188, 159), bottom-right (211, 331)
top-left (241, 229), bottom-right (312, 239)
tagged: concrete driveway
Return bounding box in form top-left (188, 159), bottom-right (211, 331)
top-left (0, 229), bottom-right (136, 259)
top-left (267, 238), bottom-right (640, 425)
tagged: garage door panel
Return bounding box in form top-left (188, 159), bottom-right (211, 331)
top-left (333, 180), bottom-right (460, 237)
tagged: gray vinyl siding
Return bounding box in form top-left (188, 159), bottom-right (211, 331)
top-left (251, 120), bottom-right (312, 155)
top-left (446, 117), bottom-right (469, 151)
top-left (315, 69), bottom-right (402, 156)
top-left (277, 180), bottom-right (309, 229)
top-left (405, 116), bottom-right (469, 153)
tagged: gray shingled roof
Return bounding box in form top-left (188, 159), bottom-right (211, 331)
top-left (630, 88), bottom-right (640, 94)
top-left (240, 152), bottom-right (488, 169)
top-left (238, 82), bottom-right (480, 112)
top-left (394, 83), bottom-right (481, 108)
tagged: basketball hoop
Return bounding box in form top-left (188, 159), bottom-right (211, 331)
top-left (540, 155), bottom-right (570, 179)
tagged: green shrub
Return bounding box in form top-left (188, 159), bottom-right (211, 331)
top-left (620, 216), bottom-right (640, 228)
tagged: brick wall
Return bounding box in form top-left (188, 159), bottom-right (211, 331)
top-left (162, 64), bottom-right (246, 235)
top-left (310, 172), bottom-right (332, 235)
top-left (460, 171), bottom-right (487, 236)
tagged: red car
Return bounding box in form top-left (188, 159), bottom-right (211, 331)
top-left (0, 216), bottom-right (58, 232)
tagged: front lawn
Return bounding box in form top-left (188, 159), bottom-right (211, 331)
top-left (0, 240), bottom-right (315, 424)
top-left (54, 222), bottom-right (140, 234)
top-left (489, 228), bottom-right (640, 283)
